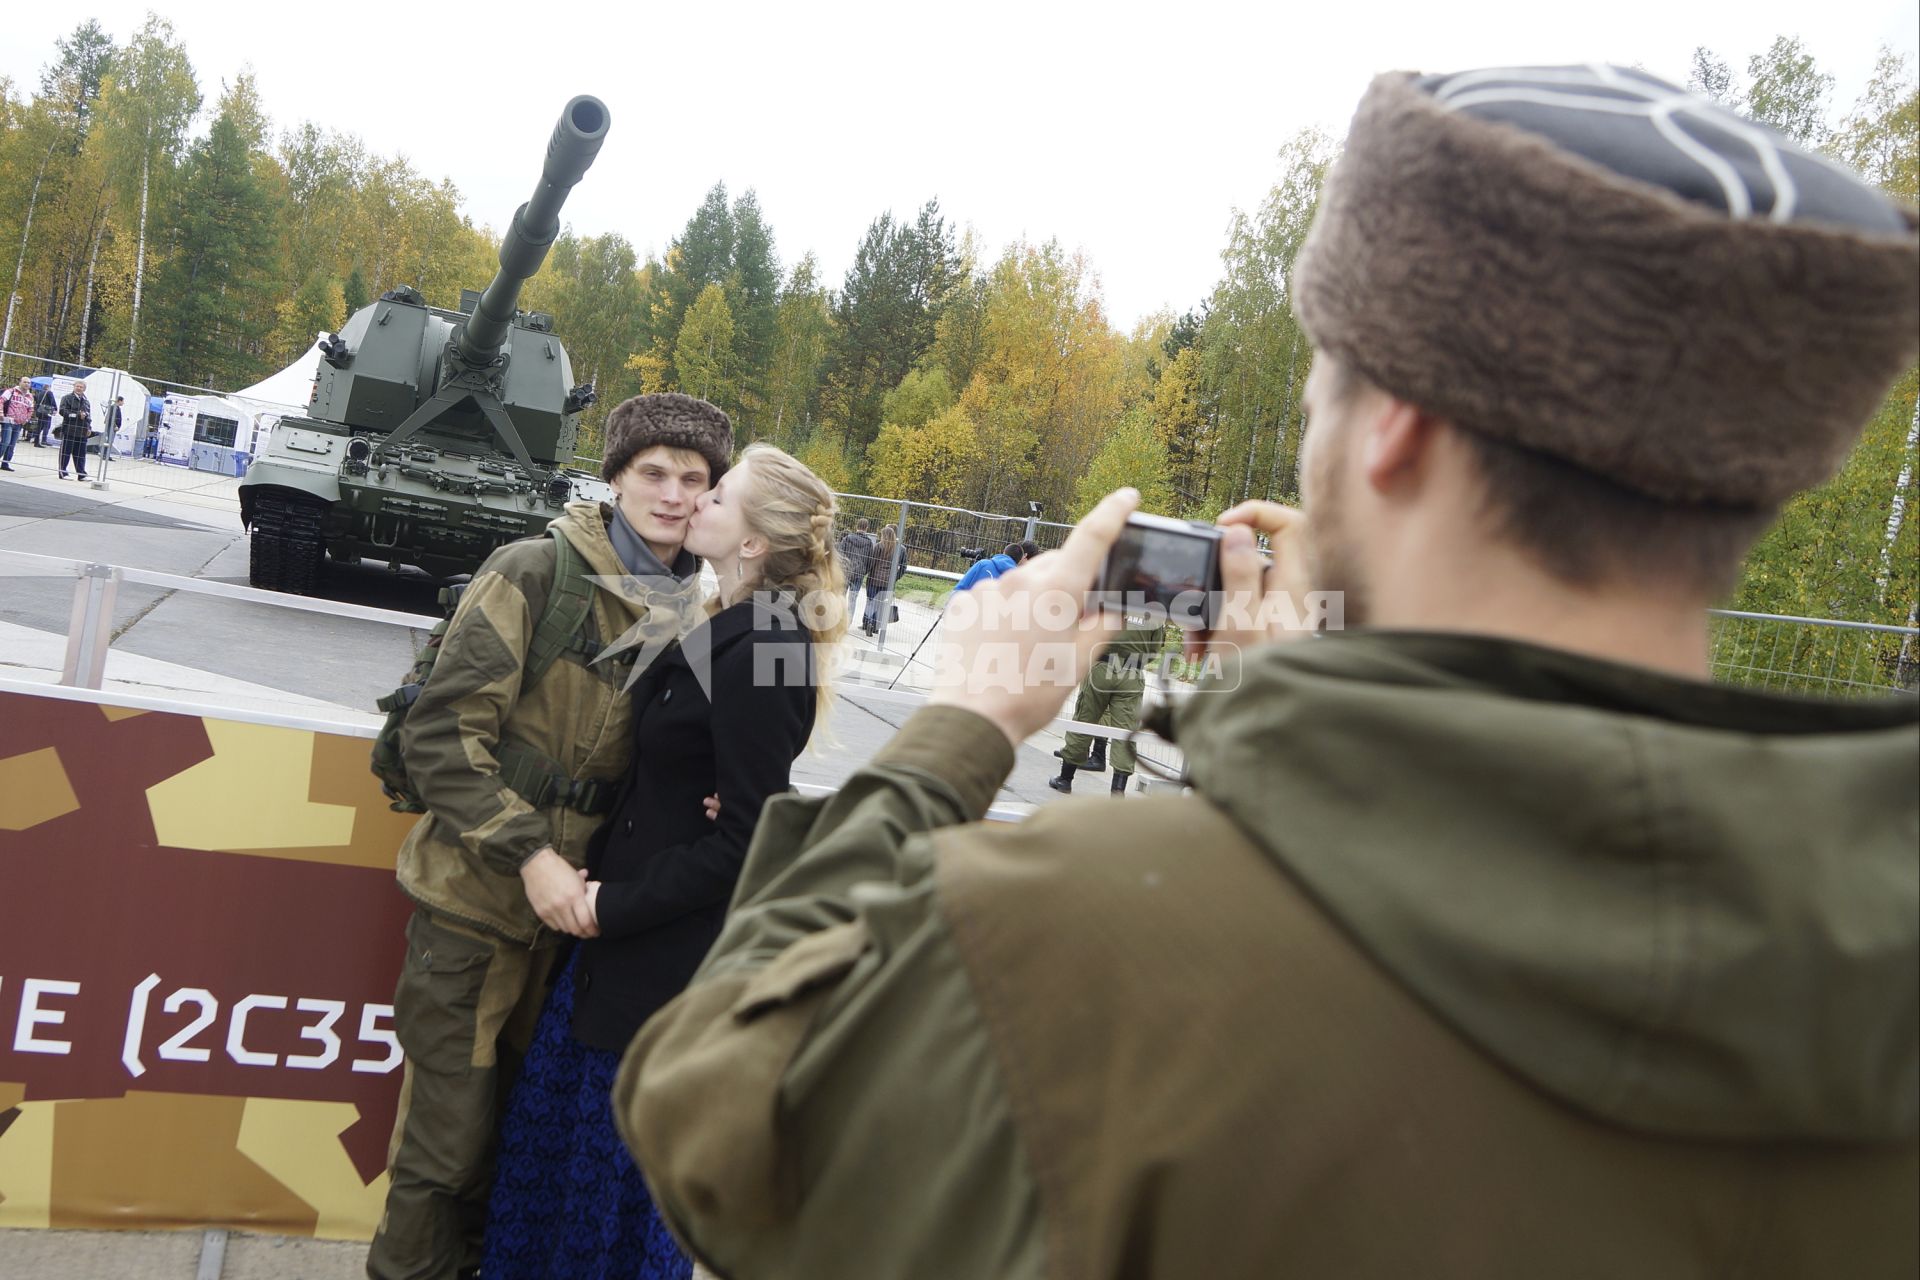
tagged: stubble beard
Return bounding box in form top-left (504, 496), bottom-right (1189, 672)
top-left (1303, 430), bottom-right (1371, 631)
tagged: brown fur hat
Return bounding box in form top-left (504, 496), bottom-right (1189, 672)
top-left (600, 392), bottom-right (733, 485)
top-left (1294, 68), bottom-right (1920, 506)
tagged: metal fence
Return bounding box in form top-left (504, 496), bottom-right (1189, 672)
top-left (0, 343), bottom-right (293, 401)
top-left (1707, 610), bottom-right (1919, 696)
top-left (10, 456), bottom-right (1914, 701)
top-left (831, 492), bottom-right (1075, 580)
top-left (15, 342), bottom-right (1906, 701)
top-left (0, 548), bottom-right (1135, 814)
top-left (829, 493), bottom-right (1920, 699)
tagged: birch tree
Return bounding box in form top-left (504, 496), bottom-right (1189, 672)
top-left (764, 253), bottom-right (833, 451)
top-left (98, 15), bottom-right (198, 366)
top-left (673, 283), bottom-right (739, 405)
top-left (0, 111), bottom-right (58, 366)
top-left (1743, 36), bottom-right (1834, 145)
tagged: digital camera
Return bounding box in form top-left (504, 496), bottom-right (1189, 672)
top-left (1095, 513), bottom-right (1224, 630)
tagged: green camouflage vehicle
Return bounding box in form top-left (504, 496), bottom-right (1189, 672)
top-left (239, 95), bottom-right (612, 592)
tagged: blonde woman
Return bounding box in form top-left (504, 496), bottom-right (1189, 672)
top-left (483, 443), bottom-right (845, 1280)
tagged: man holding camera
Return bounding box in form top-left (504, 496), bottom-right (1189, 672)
top-left (615, 67), bottom-right (1918, 1277)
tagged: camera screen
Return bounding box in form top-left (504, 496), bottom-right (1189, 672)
top-left (1102, 525), bottom-right (1217, 626)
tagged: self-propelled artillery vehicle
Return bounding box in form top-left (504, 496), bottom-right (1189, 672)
top-left (239, 95), bottom-right (612, 592)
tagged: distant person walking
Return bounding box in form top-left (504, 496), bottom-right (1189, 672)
top-left (838, 518), bottom-right (876, 609)
top-left (32, 384), bottom-right (55, 448)
top-left (0, 377), bottom-right (34, 472)
top-left (861, 524), bottom-right (900, 636)
top-left (56, 383), bottom-right (93, 480)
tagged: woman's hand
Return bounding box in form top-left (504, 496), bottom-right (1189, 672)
top-left (704, 793), bottom-right (721, 822)
top-left (583, 878), bottom-right (602, 927)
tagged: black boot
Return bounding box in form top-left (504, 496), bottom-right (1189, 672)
top-left (1047, 760), bottom-right (1075, 794)
top-left (1090, 738), bottom-right (1108, 770)
top-left (1111, 770), bottom-right (1131, 797)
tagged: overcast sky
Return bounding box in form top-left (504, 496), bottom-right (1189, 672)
top-left (14, 1), bottom-right (1918, 329)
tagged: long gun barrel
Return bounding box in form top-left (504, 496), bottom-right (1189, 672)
top-left (456, 95), bottom-right (610, 366)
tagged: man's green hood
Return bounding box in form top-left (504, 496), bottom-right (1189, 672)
top-left (552, 499), bottom-right (629, 580)
top-left (1169, 632), bottom-right (1919, 1143)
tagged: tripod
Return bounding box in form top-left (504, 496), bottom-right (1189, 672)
top-left (886, 601), bottom-right (947, 691)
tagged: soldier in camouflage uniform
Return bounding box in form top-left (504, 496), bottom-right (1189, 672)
top-left (367, 393), bottom-right (732, 1280)
top-left (1049, 617), bottom-right (1164, 796)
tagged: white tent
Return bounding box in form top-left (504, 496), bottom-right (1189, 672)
top-left (49, 369), bottom-right (152, 453)
top-left (229, 334), bottom-right (323, 416)
top-left (95, 370), bottom-right (154, 454)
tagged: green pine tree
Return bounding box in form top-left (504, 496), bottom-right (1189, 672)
top-left (820, 199), bottom-right (954, 463)
top-left (342, 264), bottom-right (369, 314)
top-left (727, 189), bottom-right (781, 438)
top-left (145, 80), bottom-right (278, 386)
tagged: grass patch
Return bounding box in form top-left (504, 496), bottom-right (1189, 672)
top-left (892, 572), bottom-right (955, 609)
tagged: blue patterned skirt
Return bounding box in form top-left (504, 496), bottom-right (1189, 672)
top-left (480, 951), bottom-right (692, 1280)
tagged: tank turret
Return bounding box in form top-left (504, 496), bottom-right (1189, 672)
top-left (237, 97), bottom-right (616, 593)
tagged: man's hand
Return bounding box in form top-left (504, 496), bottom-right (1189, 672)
top-left (926, 488), bottom-right (1139, 747)
top-left (703, 793), bottom-right (720, 822)
top-left (520, 847), bottom-right (598, 937)
top-left (1194, 500), bottom-right (1318, 661)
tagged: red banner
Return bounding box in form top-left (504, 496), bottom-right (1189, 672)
top-left (0, 686), bottom-right (418, 1238)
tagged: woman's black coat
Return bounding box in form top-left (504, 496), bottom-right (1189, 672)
top-left (569, 594), bottom-right (816, 1051)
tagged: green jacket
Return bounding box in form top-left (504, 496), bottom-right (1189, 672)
top-left (617, 631), bottom-right (1918, 1279)
top-left (395, 500), bottom-right (697, 945)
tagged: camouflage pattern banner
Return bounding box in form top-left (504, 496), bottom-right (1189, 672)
top-left (0, 687), bottom-right (419, 1239)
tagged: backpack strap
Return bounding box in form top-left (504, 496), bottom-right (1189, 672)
top-left (496, 530), bottom-right (621, 816)
top-left (524, 526), bottom-right (600, 689)
top-left (495, 737), bottom-right (619, 815)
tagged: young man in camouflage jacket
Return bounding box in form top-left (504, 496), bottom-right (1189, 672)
top-left (367, 393), bottom-right (731, 1280)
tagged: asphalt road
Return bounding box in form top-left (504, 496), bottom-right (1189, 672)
top-left (1, 475), bottom-right (434, 710)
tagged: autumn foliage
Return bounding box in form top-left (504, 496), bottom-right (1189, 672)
top-left (2, 25), bottom-right (1912, 639)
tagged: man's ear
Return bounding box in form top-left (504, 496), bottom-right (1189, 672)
top-left (1360, 398), bottom-right (1439, 494)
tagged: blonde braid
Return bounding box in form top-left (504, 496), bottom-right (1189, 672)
top-left (810, 510), bottom-right (835, 564)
